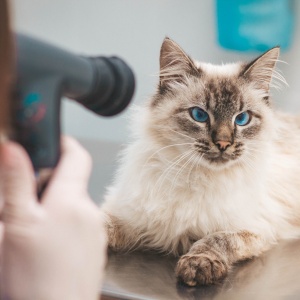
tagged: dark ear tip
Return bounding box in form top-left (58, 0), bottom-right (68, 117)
top-left (270, 45), bottom-right (280, 52)
top-left (161, 37), bottom-right (176, 51)
top-left (270, 46), bottom-right (280, 57)
top-left (162, 36), bottom-right (172, 44)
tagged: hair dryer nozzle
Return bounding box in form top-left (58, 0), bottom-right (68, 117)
top-left (78, 56), bottom-right (135, 117)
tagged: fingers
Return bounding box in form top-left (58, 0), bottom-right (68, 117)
top-left (56, 136), bottom-right (92, 188)
top-left (44, 136), bottom-right (92, 201)
top-left (0, 141), bottom-right (36, 213)
top-left (0, 223), bottom-right (3, 245)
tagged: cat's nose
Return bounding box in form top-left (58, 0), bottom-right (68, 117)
top-left (215, 140), bottom-right (231, 152)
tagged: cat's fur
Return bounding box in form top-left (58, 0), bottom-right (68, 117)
top-left (102, 38), bottom-right (300, 286)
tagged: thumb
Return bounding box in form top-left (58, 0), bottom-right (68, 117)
top-left (0, 141), bottom-right (37, 216)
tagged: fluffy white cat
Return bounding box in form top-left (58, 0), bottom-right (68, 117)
top-left (102, 38), bottom-right (300, 286)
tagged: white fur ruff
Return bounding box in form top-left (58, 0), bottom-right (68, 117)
top-left (103, 103), bottom-right (300, 255)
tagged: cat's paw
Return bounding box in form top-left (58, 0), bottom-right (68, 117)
top-left (103, 213), bottom-right (123, 251)
top-left (102, 211), bottom-right (137, 252)
top-left (176, 252), bottom-right (228, 286)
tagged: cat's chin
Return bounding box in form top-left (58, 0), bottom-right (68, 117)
top-left (205, 152), bottom-right (233, 162)
top-left (200, 153), bottom-right (239, 170)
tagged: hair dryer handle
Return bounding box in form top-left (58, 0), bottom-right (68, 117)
top-left (14, 77), bottom-right (62, 170)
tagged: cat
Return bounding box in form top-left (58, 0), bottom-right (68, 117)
top-left (102, 37), bottom-right (300, 286)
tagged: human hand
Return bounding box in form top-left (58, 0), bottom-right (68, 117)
top-left (0, 137), bottom-right (107, 300)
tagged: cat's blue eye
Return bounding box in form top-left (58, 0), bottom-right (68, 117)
top-left (189, 107), bottom-right (209, 123)
top-left (235, 111), bottom-right (251, 126)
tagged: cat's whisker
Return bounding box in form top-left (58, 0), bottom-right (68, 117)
top-left (169, 151), bottom-right (197, 195)
top-left (245, 149), bottom-right (268, 155)
top-left (186, 153), bottom-right (199, 189)
top-left (196, 153), bottom-right (205, 170)
top-left (243, 146), bottom-right (267, 155)
top-left (255, 65), bottom-right (288, 90)
top-left (241, 153), bottom-right (263, 174)
top-left (161, 76), bottom-right (182, 82)
top-left (187, 153), bottom-right (204, 189)
top-left (274, 59), bottom-right (288, 65)
top-left (238, 158), bottom-right (250, 172)
top-left (169, 150), bottom-right (196, 183)
top-left (245, 141), bottom-right (268, 147)
top-left (244, 145), bottom-right (260, 149)
top-left (153, 149), bottom-right (193, 197)
top-left (271, 68), bottom-right (288, 89)
top-left (246, 145), bottom-right (268, 150)
top-left (243, 153), bottom-right (259, 164)
top-left (244, 150), bottom-right (264, 157)
top-left (169, 129), bottom-right (195, 141)
top-left (239, 155), bottom-right (256, 173)
top-left (143, 142), bottom-right (194, 167)
top-left (242, 142), bottom-right (266, 152)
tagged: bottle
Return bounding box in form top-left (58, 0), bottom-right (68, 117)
top-left (216, 0), bottom-right (295, 52)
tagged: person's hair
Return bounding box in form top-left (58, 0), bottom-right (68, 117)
top-left (0, 0), bottom-right (13, 136)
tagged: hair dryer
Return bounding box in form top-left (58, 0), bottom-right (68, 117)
top-left (13, 34), bottom-right (135, 170)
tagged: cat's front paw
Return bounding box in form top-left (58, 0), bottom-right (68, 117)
top-left (176, 252), bottom-right (228, 286)
top-left (102, 211), bottom-right (138, 252)
top-left (104, 214), bottom-right (125, 251)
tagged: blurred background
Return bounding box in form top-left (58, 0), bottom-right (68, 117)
top-left (11, 0), bottom-right (300, 143)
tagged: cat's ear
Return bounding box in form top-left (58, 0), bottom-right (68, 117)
top-left (159, 37), bottom-right (200, 91)
top-left (240, 47), bottom-right (280, 93)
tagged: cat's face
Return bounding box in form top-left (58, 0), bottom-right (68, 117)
top-left (146, 38), bottom-right (282, 171)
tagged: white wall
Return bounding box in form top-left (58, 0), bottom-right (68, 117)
top-left (11, 0), bottom-right (300, 142)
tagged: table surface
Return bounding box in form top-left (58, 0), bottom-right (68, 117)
top-left (82, 139), bottom-right (300, 300)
